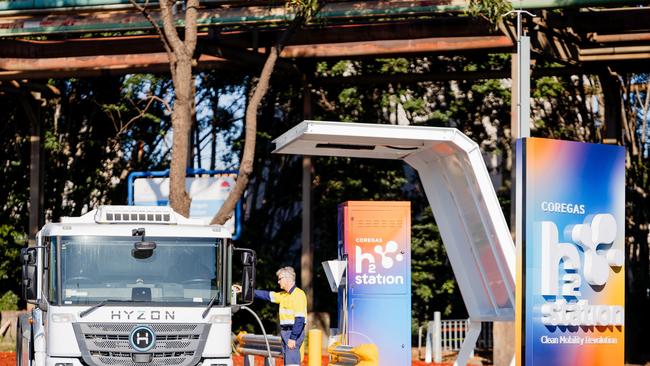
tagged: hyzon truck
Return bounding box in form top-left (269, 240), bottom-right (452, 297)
top-left (17, 205), bottom-right (256, 366)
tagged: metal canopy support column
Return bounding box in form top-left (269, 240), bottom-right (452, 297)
top-left (507, 9), bottom-right (534, 366)
top-left (22, 96), bottom-right (44, 246)
top-left (510, 10), bottom-right (532, 141)
top-left (301, 75), bottom-right (314, 313)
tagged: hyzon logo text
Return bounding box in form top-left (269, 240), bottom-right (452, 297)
top-left (354, 238), bottom-right (404, 285)
top-left (540, 213), bottom-right (624, 327)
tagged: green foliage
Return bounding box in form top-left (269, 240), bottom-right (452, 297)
top-left (377, 58), bottom-right (410, 74)
top-left (0, 224), bottom-right (25, 296)
top-left (533, 76), bottom-right (565, 99)
top-left (331, 60), bottom-right (355, 77)
top-left (466, 0), bottom-right (512, 28)
top-left (411, 208), bottom-right (465, 329)
top-left (0, 291), bottom-right (19, 311)
top-left (285, 0), bottom-right (320, 19)
top-left (0, 95), bottom-right (31, 300)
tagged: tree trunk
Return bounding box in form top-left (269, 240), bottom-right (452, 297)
top-left (169, 57), bottom-right (193, 217)
top-left (141, 0), bottom-right (198, 218)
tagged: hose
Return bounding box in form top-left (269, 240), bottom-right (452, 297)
top-left (239, 305), bottom-right (273, 360)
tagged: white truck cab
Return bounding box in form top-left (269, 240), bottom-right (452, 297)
top-left (17, 205), bottom-right (256, 366)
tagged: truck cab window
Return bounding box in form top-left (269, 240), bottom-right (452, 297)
top-left (55, 236), bottom-right (222, 306)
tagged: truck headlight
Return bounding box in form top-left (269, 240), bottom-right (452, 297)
top-left (52, 313), bottom-right (75, 323)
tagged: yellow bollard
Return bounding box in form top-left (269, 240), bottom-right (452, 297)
top-left (308, 329), bottom-right (322, 366)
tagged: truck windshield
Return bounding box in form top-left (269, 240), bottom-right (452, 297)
top-left (55, 236), bottom-right (223, 306)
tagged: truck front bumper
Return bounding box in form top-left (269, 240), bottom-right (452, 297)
top-left (47, 357), bottom-right (232, 366)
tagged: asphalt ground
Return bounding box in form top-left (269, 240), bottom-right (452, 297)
top-left (0, 352), bottom-right (455, 366)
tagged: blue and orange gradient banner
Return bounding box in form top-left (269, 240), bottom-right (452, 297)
top-left (515, 138), bottom-right (625, 366)
top-left (338, 201), bottom-right (411, 366)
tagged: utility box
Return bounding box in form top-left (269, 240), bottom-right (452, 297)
top-left (338, 201), bottom-right (411, 366)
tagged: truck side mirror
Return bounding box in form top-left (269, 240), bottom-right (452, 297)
top-left (241, 251), bottom-right (254, 266)
top-left (236, 249), bottom-right (256, 305)
top-left (20, 248), bottom-right (38, 303)
top-left (241, 266), bottom-right (255, 304)
top-left (20, 247), bottom-right (36, 265)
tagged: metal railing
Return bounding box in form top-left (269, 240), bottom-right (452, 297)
top-left (417, 312), bottom-right (494, 364)
top-left (441, 319), bottom-right (471, 352)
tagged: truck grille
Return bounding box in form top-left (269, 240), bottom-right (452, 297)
top-left (73, 323), bottom-right (210, 366)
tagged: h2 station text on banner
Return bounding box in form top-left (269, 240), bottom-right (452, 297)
top-left (338, 201), bottom-right (411, 366)
top-left (515, 138), bottom-right (625, 365)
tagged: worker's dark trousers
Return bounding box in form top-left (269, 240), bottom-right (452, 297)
top-left (280, 329), bottom-right (305, 366)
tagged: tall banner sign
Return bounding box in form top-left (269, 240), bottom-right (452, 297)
top-left (338, 201), bottom-right (411, 366)
top-left (515, 138), bottom-right (625, 365)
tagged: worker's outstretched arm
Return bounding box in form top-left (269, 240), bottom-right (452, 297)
top-left (253, 289), bottom-right (271, 301)
top-left (254, 289), bottom-right (282, 303)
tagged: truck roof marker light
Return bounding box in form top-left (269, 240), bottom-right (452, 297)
top-left (94, 205), bottom-right (178, 224)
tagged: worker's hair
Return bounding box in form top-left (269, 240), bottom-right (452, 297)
top-left (276, 266), bottom-right (296, 282)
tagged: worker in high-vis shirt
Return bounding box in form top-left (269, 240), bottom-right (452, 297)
top-left (254, 266), bottom-right (307, 366)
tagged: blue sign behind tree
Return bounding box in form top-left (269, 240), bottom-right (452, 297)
top-left (128, 169), bottom-right (242, 240)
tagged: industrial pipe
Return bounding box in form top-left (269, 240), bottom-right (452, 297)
top-left (235, 347), bottom-right (282, 358)
top-left (277, 36), bottom-right (513, 59)
top-left (591, 32), bottom-right (650, 43)
top-left (237, 333), bottom-right (282, 344)
top-left (509, 0), bottom-right (650, 8)
top-left (2, 0), bottom-right (644, 37)
top-left (581, 45), bottom-right (650, 56)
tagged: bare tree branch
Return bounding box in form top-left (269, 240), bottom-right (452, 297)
top-left (641, 78), bottom-right (650, 149)
top-left (150, 95), bottom-right (173, 115)
top-left (184, 0), bottom-right (199, 58)
top-left (210, 46), bottom-right (280, 224)
top-left (129, 0), bottom-right (175, 63)
top-left (158, 0), bottom-right (185, 55)
top-left (210, 7), bottom-right (316, 225)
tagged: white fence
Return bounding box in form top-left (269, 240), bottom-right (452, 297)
top-left (417, 312), bottom-right (493, 364)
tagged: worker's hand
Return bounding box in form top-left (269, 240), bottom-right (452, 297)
top-left (231, 284), bottom-right (242, 294)
top-left (287, 339), bottom-right (296, 349)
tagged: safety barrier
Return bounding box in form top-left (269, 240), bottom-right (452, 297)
top-left (236, 330), bottom-right (325, 366)
top-left (417, 312), bottom-right (493, 364)
top-left (235, 332), bottom-right (282, 366)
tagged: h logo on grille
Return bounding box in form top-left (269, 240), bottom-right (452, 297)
top-left (136, 332), bottom-right (149, 345)
top-left (129, 326), bottom-right (156, 352)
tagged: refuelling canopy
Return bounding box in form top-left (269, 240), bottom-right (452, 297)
top-left (273, 121), bottom-right (515, 321)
